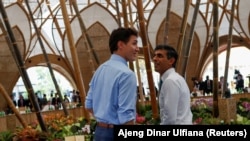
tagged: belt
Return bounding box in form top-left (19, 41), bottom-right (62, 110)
top-left (97, 122), bottom-right (114, 128)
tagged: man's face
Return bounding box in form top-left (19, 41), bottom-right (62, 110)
top-left (119, 35), bottom-right (139, 62)
top-left (153, 49), bottom-right (174, 75)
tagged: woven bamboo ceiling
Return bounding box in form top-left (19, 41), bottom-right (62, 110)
top-left (0, 0), bottom-right (249, 108)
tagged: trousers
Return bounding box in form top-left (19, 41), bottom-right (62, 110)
top-left (94, 125), bottom-right (114, 141)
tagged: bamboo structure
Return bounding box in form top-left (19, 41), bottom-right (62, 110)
top-left (222, 0), bottom-right (235, 97)
top-left (45, 1), bottom-right (64, 41)
top-left (0, 83), bottom-right (28, 128)
top-left (180, 0), bottom-right (201, 76)
top-left (115, 0), bottom-right (122, 27)
top-left (24, 0), bottom-right (69, 116)
top-left (176, 0), bottom-right (191, 74)
top-left (120, 0), bottom-right (146, 103)
top-left (136, 0), bottom-right (158, 119)
top-left (122, 0), bottom-right (129, 28)
top-left (212, 0), bottom-right (219, 118)
top-left (120, 0), bottom-right (145, 105)
top-left (136, 59), bottom-right (145, 105)
top-left (59, 0), bottom-right (89, 120)
top-left (164, 0), bottom-right (172, 45)
top-left (0, 0), bottom-right (47, 131)
top-left (71, 0), bottom-right (99, 72)
top-left (0, 19), bottom-right (27, 128)
top-left (121, 0), bottom-right (135, 71)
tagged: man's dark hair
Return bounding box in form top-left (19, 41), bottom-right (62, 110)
top-left (154, 44), bottom-right (178, 68)
top-left (109, 27), bottom-right (138, 54)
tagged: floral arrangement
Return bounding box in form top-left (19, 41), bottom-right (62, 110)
top-left (237, 98), bottom-right (250, 118)
top-left (43, 114), bottom-right (75, 140)
top-left (136, 104), bottom-right (160, 125)
top-left (191, 97), bottom-right (250, 125)
top-left (191, 98), bottom-right (213, 124)
top-left (13, 121), bottom-right (47, 141)
top-left (11, 114), bottom-right (96, 141)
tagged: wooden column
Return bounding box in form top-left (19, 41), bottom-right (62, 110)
top-left (136, 0), bottom-right (158, 119)
top-left (59, 1), bottom-right (89, 120)
top-left (212, 0), bottom-right (219, 117)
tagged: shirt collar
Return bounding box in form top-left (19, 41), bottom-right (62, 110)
top-left (110, 54), bottom-right (128, 66)
top-left (161, 68), bottom-right (175, 81)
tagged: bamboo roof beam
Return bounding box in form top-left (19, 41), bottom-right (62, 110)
top-left (164, 0), bottom-right (172, 45)
top-left (0, 0), bottom-right (47, 131)
top-left (59, 0), bottom-right (89, 120)
top-left (176, 0), bottom-right (190, 74)
top-left (0, 20), bottom-right (28, 129)
top-left (180, 0), bottom-right (201, 77)
top-left (71, 0), bottom-right (100, 70)
top-left (25, 0), bottom-right (69, 116)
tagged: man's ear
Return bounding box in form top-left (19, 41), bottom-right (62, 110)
top-left (117, 40), bottom-right (124, 49)
top-left (169, 57), bottom-right (176, 65)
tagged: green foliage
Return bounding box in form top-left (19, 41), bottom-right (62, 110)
top-left (191, 97), bottom-right (250, 125)
top-left (237, 98), bottom-right (250, 119)
top-left (136, 104), bottom-right (160, 125)
top-left (9, 115), bottom-right (96, 141)
top-left (192, 107), bottom-right (213, 121)
top-left (0, 130), bottom-right (14, 141)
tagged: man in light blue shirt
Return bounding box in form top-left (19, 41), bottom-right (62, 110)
top-left (85, 27), bottom-right (139, 141)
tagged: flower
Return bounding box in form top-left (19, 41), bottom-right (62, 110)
top-left (191, 98), bottom-right (213, 124)
top-left (136, 113), bottom-right (146, 124)
top-left (136, 104), bottom-right (160, 125)
top-left (237, 98), bottom-right (250, 118)
top-left (13, 126), bottom-right (45, 141)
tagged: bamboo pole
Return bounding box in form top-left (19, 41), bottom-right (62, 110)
top-left (121, 0), bottom-right (145, 106)
top-left (122, 0), bottom-right (129, 28)
top-left (0, 0), bottom-right (47, 131)
top-left (222, 0), bottom-right (235, 97)
top-left (0, 20), bottom-right (27, 128)
top-left (71, 0), bottom-right (99, 70)
top-left (135, 59), bottom-right (145, 105)
top-left (125, 0), bottom-right (145, 103)
top-left (115, 0), bottom-right (122, 27)
top-left (176, 0), bottom-right (190, 74)
top-left (0, 83), bottom-right (28, 128)
top-left (25, 0), bottom-right (69, 116)
top-left (121, 0), bottom-right (135, 71)
top-left (136, 0), bottom-right (158, 119)
top-left (164, 0), bottom-right (172, 45)
top-left (180, 0), bottom-right (201, 76)
top-left (59, 0), bottom-right (89, 120)
top-left (45, 0), bottom-right (63, 39)
top-left (212, 0), bottom-right (219, 118)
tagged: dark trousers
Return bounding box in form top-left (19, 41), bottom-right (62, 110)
top-left (94, 125), bottom-right (114, 141)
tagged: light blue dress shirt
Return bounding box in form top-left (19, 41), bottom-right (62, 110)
top-left (159, 68), bottom-right (193, 124)
top-left (85, 54), bottom-right (137, 125)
